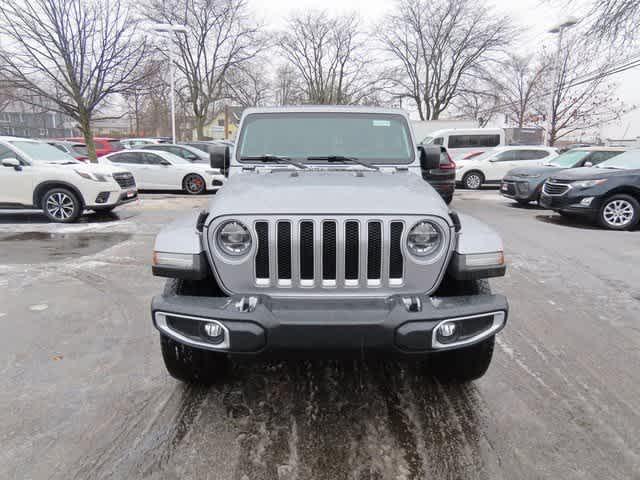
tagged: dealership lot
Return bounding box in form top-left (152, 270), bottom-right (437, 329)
top-left (0, 191), bottom-right (639, 480)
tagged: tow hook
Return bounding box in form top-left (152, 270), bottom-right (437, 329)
top-left (402, 296), bottom-right (422, 313)
top-left (235, 296), bottom-right (258, 313)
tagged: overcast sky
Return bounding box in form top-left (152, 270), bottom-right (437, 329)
top-left (250, 0), bottom-right (640, 139)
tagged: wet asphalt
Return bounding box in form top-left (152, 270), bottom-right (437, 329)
top-left (0, 191), bottom-right (638, 480)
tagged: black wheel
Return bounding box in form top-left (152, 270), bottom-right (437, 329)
top-left (160, 334), bottom-right (228, 385)
top-left (598, 194), bottom-right (639, 230)
top-left (183, 173), bottom-right (206, 195)
top-left (41, 188), bottom-right (82, 223)
top-left (462, 171), bottom-right (483, 190)
top-left (432, 336), bottom-right (495, 383)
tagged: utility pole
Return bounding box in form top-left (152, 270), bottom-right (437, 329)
top-left (224, 104), bottom-right (229, 140)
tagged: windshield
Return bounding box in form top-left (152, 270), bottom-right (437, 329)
top-left (595, 150), bottom-right (640, 169)
top-left (9, 141), bottom-right (79, 163)
top-left (546, 150), bottom-right (590, 167)
top-left (237, 113), bottom-right (414, 164)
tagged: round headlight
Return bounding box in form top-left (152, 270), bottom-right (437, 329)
top-left (407, 221), bottom-right (441, 257)
top-left (217, 221), bottom-right (252, 256)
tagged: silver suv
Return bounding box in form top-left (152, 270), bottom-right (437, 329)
top-left (151, 106), bottom-right (508, 384)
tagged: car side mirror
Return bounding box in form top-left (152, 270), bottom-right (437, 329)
top-left (583, 161), bottom-right (593, 167)
top-left (210, 146), bottom-right (230, 176)
top-left (160, 160), bottom-right (171, 166)
top-left (418, 145), bottom-right (441, 171)
top-left (2, 158), bottom-right (21, 170)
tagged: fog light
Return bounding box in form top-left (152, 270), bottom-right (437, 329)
top-left (580, 197), bottom-right (594, 206)
top-left (436, 321), bottom-right (459, 344)
top-left (202, 322), bottom-right (225, 344)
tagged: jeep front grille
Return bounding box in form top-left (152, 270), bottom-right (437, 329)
top-left (253, 218), bottom-right (406, 289)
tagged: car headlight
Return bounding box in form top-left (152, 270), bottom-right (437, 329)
top-left (216, 221), bottom-right (252, 256)
top-left (573, 179), bottom-right (607, 188)
top-left (407, 221), bottom-right (441, 257)
top-left (75, 170), bottom-right (108, 182)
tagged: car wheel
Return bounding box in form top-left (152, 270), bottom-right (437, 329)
top-left (598, 194), bottom-right (639, 230)
top-left (463, 172), bottom-right (483, 190)
top-left (160, 334), bottom-right (228, 385)
top-left (42, 188), bottom-right (82, 223)
top-left (431, 336), bottom-right (495, 383)
top-left (183, 174), bottom-right (206, 195)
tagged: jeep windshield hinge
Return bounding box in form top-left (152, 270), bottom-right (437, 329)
top-left (196, 210), bottom-right (209, 232)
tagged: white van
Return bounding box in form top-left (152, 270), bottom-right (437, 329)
top-left (421, 128), bottom-right (504, 161)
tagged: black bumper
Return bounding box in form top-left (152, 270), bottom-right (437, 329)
top-left (539, 190), bottom-right (602, 215)
top-left (500, 178), bottom-right (542, 202)
top-left (151, 291), bottom-right (508, 358)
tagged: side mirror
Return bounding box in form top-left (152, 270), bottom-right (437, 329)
top-left (210, 146), bottom-right (230, 176)
top-left (160, 160), bottom-right (171, 166)
top-left (583, 161), bottom-right (593, 167)
top-left (2, 158), bottom-right (21, 170)
top-left (418, 145), bottom-right (441, 171)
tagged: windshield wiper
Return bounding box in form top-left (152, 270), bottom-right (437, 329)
top-left (306, 155), bottom-right (379, 171)
top-left (240, 154), bottom-right (308, 170)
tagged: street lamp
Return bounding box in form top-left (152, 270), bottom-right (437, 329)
top-left (546, 17), bottom-right (579, 146)
top-left (151, 23), bottom-right (188, 144)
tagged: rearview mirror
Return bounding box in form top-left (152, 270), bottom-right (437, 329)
top-left (418, 145), bottom-right (441, 171)
top-left (584, 161), bottom-right (593, 167)
top-left (210, 146), bottom-right (230, 177)
top-left (2, 158), bottom-right (21, 170)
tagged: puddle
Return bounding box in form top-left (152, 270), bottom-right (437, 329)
top-left (0, 232), bottom-right (132, 264)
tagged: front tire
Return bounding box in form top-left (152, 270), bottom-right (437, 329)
top-left (431, 336), bottom-right (495, 383)
top-left (160, 334), bottom-right (228, 385)
top-left (598, 194), bottom-right (639, 230)
top-left (42, 188), bottom-right (82, 223)
top-left (183, 173), bottom-right (206, 195)
top-left (462, 171), bottom-right (483, 190)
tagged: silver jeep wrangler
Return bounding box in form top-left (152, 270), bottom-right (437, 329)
top-left (151, 106), bottom-right (508, 384)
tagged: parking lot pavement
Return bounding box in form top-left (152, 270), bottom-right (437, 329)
top-left (1, 191), bottom-right (639, 480)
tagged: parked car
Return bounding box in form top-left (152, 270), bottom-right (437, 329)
top-left (180, 140), bottom-right (234, 154)
top-left (63, 137), bottom-right (124, 157)
top-left (455, 146), bottom-right (558, 190)
top-left (99, 149), bottom-right (225, 194)
top-left (46, 140), bottom-right (90, 162)
top-left (540, 150), bottom-right (640, 230)
top-left (121, 137), bottom-right (171, 149)
top-left (141, 143), bottom-right (209, 163)
top-left (0, 136), bottom-right (137, 222)
top-left (421, 146), bottom-right (456, 204)
top-left (422, 128), bottom-right (504, 161)
top-left (150, 106), bottom-right (509, 385)
top-left (501, 147), bottom-right (625, 204)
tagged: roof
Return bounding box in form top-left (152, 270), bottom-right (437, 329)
top-left (492, 145), bottom-right (556, 150)
top-left (242, 105), bottom-right (411, 117)
top-left (572, 146), bottom-right (626, 151)
top-left (0, 136), bottom-right (39, 142)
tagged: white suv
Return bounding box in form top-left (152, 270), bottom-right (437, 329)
top-left (455, 146), bottom-right (558, 189)
top-left (0, 136), bottom-right (138, 223)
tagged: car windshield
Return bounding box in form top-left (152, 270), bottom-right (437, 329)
top-left (546, 150), bottom-right (590, 167)
top-left (9, 141), bottom-right (79, 163)
top-left (595, 150), bottom-right (640, 169)
top-left (421, 136), bottom-right (434, 144)
top-left (72, 144), bottom-right (88, 156)
top-left (237, 113), bottom-right (414, 164)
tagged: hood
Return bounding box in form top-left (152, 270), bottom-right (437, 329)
top-left (506, 166), bottom-right (563, 178)
top-left (208, 170), bottom-right (450, 218)
top-left (549, 166), bottom-right (633, 181)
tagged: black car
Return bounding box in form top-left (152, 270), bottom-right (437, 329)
top-left (501, 147), bottom-right (625, 205)
top-left (421, 146), bottom-right (456, 204)
top-left (539, 151), bottom-right (640, 230)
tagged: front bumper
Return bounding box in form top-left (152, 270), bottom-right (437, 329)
top-left (151, 290), bottom-right (508, 357)
top-left (539, 188), bottom-right (602, 215)
top-left (500, 178), bottom-right (542, 202)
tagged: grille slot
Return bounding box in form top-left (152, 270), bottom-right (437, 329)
top-left (299, 221), bottom-right (314, 281)
top-left (255, 222), bottom-right (269, 280)
top-left (322, 222), bottom-right (337, 280)
top-left (113, 172), bottom-right (136, 188)
top-left (344, 221), bottom-right (359, 281)
top-left (277, 222), bottom-right (292, 280)
top-left (543, 182), bottom-right (570, 195)
top-left (367, 222), bottom-right (382, 279)
top-left (389, 222), bottom-right (404, 279)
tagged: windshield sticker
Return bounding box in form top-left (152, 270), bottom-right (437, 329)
top-left (372, 120), bottom-right (391, 127)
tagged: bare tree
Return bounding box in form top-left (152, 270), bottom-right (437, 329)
top-left (493, 54), bottom-right (549, 127)
top-left (273, 65), bottom-right (304, 106)
top-left (278, 11), bottom-right (382, 105)
top-left (145, 0), bottom-right (262, 139)
top-left (225, 62), bottom-right (271, 108)
top-left (0, 0), bottom-right (148, 161)
top-left (379, 0), bottom-right (513, 120)
top-left (454, 83), bottom-right (501, 126)
top-left (576, 0), bottom-right (640, 42)
top-left (541, 38), bottom-right (630, 145)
